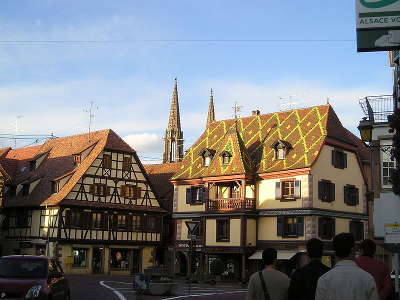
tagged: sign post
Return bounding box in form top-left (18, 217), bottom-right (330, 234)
top-left (185, 221), bottom-right (200, 295)
top-left (356, 0), bottom-right (400, 51)
top-left (385, 223), bottom-right (400, 300)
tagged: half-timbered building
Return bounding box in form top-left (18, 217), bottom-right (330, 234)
top-left (170, 105), bottom-right (370, 281)
top-left (0, 129), bottom-right (166, 275)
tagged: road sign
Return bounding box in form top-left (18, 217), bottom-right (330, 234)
top-left (385, 223), bottom-right (400, 243)
top-left (185, 221), bottom-right (200, 239)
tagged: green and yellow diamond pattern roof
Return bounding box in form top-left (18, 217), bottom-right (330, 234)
top-left (172, 105), bottom-right (355, 180)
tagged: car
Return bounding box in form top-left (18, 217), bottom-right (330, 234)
top-left (0, 255), bottom-right (70, 300)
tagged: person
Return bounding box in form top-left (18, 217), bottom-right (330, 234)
top-left (247, 248), bottom-right (290, 300)
top-left (288, 238), bottom-right (330, 300)
top-left (315, 233), bottom-right (379, 300)
top-left (355, 239), bottom-right (393, 300)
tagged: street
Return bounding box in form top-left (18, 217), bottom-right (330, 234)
top-left (68, 275), bottom-right (247, 300)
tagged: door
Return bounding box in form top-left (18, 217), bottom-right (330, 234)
top-left (92, 248), bottom-right (104, 274)
top-left (132, 249), bottom-right (140, 274)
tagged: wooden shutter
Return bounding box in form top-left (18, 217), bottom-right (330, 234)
top-left (328, 182), bottom-right (335, 202)
top-left (297, 217), bottom-right (304, 236)
top-left (344, 186), bottom-right (349, 205)
top-left (343, 153), bottom-right (348, 168)
top-left (89, 184), bottom-right (95, 195)
top-left (186, 188), bottom-right (192, 204)
top-left (330, 218), bottom-right (336, 238)
top-left (318, 217), bottom-right (324, 238)
top-left (275, 182), bottom-right (282, 200)
top-left (318, 181), bottom-right (324, 200)
top-left (294, 180), bottom-right (301, 199)
top-left (127, 215), bottom-right (133, 231)
top-left (199, 187), bottom-right (205, 203)
top-left (354, 187), bottom-right (359, 205)
top-left (331, 150), bottom-right (337, 167)
top-left (201, 187), bottom-right (207, 203)
top-left (277, 216), bottom-right (284, 237)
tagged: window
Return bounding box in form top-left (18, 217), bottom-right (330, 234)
top-left (332, 149), bottom-right (347, 169)
top-left (110, 249), bottom-right (129, 269)
top-left (318, 217), bottom-right (335, 240)
top-left (22, 184), bottom-right (30, 196)
top-left (122, 156), bottom-right (132, 171)
top-left (216, 219), bottom-right (230, 242)
top-left (277, 216), bottom-right (304, 238)
top-left (231, 185), bottom-right (240, 198)
top-left (382, 147), bottom-right (395, 187)
top-left (272, 140), bottom-right (291, 160)
top-left (90, 184), bottom-right (109, 196)
top-left (350, 220), bottom-right (364, 241)
top-left (121, 185), bottom-right (140, 199)
top-left (66, 210), bottom-right (81, 228)
top-left (72, 248), bottom-right (88, 268)
top-left (318, 180), bottom-right (335, 202)
top-left (147, 216), bottom-right (159, 231)
top-left (117, 215), bottom-right (127, 230)
top-left (102, 154), bottom-right (112, 169)
top-left (221, 151), bottom-right (231, 165)
top-left (344, 185), bottom-right (359, 206)
top-left (92, 212), bottom-right (102, 229)
top-left (132, 215), bottom-right (142, 231)
top-left (200, 149), bottom-right (214, 167)
top-left (15, 212), bottom-right (29, 227)
top-left (275, 180), bottom-right (301, 200)
top-left (51, 181), bottom-right (58, 194)
top-left (29, 161), bottom-right (36, 171)
top-left (6, 185), bottom-right (16, 197)
top-left (73, 154), bottom-right (81, 166)
top-left (186, 186), bottom-right (205, 204)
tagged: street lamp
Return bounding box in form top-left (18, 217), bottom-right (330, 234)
top-left (358, 117), bottom-right (373, 143)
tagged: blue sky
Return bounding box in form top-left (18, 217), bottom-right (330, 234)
top-left (0, 0), bottom-right (393, 162)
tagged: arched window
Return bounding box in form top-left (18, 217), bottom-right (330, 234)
top-left (220, 151), bottom-right (232, 165)
top-left (200, 149), bottom-right (214, 167)
top-left (272, 140), bottom-right (292, 160)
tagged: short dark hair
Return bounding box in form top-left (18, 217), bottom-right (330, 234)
top-left (307, 238), bottom-right (324, 258)
top-left (360, 239), bottom-right (376, 257)
top-left (333, 233), bottom-right (355, 258)
top-left (262, 248), bottom-right (277, 266)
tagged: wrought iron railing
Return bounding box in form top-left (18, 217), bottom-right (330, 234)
top-left (359, 95), bottom-right (394, 124)
top-left (206, 198), bottom-right (256, 211)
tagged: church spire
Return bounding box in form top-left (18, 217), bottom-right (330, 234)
top-left (206, 88), bottom-right (216, 126)
top-left (163, 78), bottom-right (184, 163)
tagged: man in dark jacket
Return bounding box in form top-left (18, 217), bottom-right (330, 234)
top-left (288, 238), bottom-right (330, 300)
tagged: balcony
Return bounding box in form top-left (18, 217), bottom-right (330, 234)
top-left (359, 95), bottom-right (394, 124)
top-left (206, 197), bottom-right (256, 212)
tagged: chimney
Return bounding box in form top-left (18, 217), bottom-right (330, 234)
top-left (252, 110), bottom-right (260, 116)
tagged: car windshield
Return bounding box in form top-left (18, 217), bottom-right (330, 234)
top-left (0, 258), bottom-right (47, 279)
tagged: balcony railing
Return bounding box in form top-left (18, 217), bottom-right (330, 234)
top-left (206, 198), bottom-right (256, 211)
top-left (359, 95), bottom-right (394, 124)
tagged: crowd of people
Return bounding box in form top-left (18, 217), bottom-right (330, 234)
top-left (246, 233), bottom-right (393, 300)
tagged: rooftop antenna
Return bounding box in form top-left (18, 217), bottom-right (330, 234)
top-left (278, 94), bottom-right (308, 111)
top-left (326, 97), bottom-right (330, 104)
top-left (11, 115), bottom-right (23, 148)
top-left (232, 101), bottom-right (243, 119)
top-left (83, 101), bottom-right (98, 139)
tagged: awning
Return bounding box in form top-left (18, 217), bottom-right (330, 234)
top-left (248, 250), bottom-right (298, 260)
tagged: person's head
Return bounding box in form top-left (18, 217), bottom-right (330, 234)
top-left (333, 233), bottom-right (355, 259)
top-left (306, 238), bottom-right (324, 259)
top-left (262, 248), bottom-right (277, 267)
top-left (359, 239), bottom-right (376, 258)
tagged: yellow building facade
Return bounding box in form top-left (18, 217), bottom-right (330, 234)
top-left (171, 105), bottom-right (369, 281)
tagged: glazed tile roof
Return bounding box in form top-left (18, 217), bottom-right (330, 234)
top-left (172, 105), bottom-right (368, 180)
top-left (0, 129), bottom-right (155, 209)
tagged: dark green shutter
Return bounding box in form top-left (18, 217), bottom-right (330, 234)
top-left (344, 186), bottom-right (349, 205)
top-left (275, 182), bottom-right (282, 200)
top-left (318, 181), bottom-right (324, 200)
top-left (199, 187), bottom-right (205, 203)
top-left (343, 153), bottom-right (348, 168)
top-left (328, 182), bottom-right (335, 202)
top-left (294, 180), bottom-right (301, 198)
top-left (297, 217), bottom-right (304, 236)
top-left (355, 187), bottom-right (359, 205)
top-left (277, 216), bottom-right (284, 236)
top-left (186, 188), bottom-right (192, 204)
top-left (331, 150), bottom-right (337, 167)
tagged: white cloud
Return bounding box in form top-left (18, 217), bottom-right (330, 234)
top-left (123, 133), bottom-right (163, 153)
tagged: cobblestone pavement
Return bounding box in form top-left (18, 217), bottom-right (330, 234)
top-left (68, 275), bottom-right (247, 300)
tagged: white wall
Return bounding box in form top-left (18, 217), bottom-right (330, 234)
top-left (374, 192), bottom-right (400, 237)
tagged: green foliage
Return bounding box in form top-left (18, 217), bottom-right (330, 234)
top-left (209, 258), bottom-right (224, 276)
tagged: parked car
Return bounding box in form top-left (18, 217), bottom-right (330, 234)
top-left (0, 255), bottom-right (70, 300)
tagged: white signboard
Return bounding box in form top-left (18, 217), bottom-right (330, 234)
top-left (384, 223), bottom-right (400, 243)
top-left (356, 0), bottom-right (400, 51)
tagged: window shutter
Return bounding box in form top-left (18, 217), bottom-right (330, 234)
top-left (140, 215), bottom-right (147, 230)
top-left (127, 215), bottom-right (133, 231)
top-left (106, 186), bottom-right (111, 196)
top-left (294, 180), bottom-right (301, 199)
top-left (331, 150), bottom-right (337, 167)
top-left (275, 182), bottom-right (282, 200)
top-left (120, 185), bottom-right (125, 197)
top-left (344, 186), bottom-right (349, 205)
top-left (318, 181), bottom-right (324, 200)
top-left (186, 188), bottom-right (193, 204)
top-left (199, 187), bottom-right (205, 203)
top-left (350, 221), bottom-right (356, 239)
top-left (297, 217), bottom-right (304, 236)
top-left (331, 218), bottom-right (336, 238)
top-left (89, 184), bottom-right (95, 195)
top-left (112, 215), bottom-right (118, 230)
top-left (328, 182), bottom-right (335, 202)
top-left (318, 217), bottom-right (324, 238)
top-left (101, 214), bottom-right (107, 230)
top-left (343, 153), bottom-right (348, 168)
top-left (355, 187), bottom-right (359, 205)
top-left (277, 216), bottom-right (284, 237)
top-left (136, 186), bottom-right (141, 199)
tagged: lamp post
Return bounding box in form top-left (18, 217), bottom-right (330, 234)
top-left (357, 117), bottom-right (373, 143)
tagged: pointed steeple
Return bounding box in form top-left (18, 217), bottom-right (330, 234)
top-left (206, 88), bottom-right (216, 126)
top-left (163, 78), bottom-right (184, 163)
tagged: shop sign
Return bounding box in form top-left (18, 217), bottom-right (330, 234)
top-left (385, 223), bottom-right (400, 243)
top-left (356, 0), bottom-right (400, 51)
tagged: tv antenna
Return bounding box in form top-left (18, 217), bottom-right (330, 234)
top-left (83, 101), bottom-right (99, 136)
top-left (278, 94), bottom-right (308, 111)
top-left (232, 101), bottom-right (243, 119)
top-left (11, 115), bottom-right (23, 148)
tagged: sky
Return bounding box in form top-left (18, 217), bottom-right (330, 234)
top-left (0, 0), bottom-right (393, 163)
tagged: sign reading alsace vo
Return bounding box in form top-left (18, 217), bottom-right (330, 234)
top-left (356, 0), bottom-right (400, 51)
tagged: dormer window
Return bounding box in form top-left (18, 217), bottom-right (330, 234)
top-left (221, 151), bottom-right (232, 165)
top-left (272, 140), bottom-right (292, 160)
top-left (29, 161), bottom-right (36, 171)
top-left (73, 154), bottom-right (81, 166)
top-left (200, 149), bottom-right (214, 167)
top-left (51, 181), bottom-right (59, 194)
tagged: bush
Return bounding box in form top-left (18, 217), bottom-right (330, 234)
top-left (209, 258), bottom-right (224, 276)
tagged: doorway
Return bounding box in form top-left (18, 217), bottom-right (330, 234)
top-left (92, 247), bottom-right (104, 274)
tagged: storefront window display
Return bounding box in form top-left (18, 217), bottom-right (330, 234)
top-left (110, 249), bottom-right (130, 270)
top-left (73, 248), bottom-right (88, 268)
